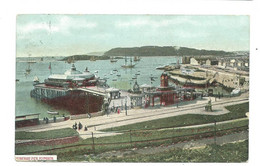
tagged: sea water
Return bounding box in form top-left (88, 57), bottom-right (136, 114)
top-left (16, 56), bottom-right (181, 118)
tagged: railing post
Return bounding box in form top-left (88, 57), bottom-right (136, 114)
top-left (214, 120), bottom-right (217, 162)
top-left (92, 132), bottom-right (95, 154)
top-left (214, 120), bottom-right (217, 145)
top-left (172, 128), bottom-right (174, 144)
top-left (129, 130), bottom-right (132, 147)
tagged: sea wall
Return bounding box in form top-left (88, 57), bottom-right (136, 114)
top-left (70, 111), bottom-right (103, 120)
top-left (39, 116), bottom-right (69, 125)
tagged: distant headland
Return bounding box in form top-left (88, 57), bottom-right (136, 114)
top-left (61, 46), bottom-right (245, 61)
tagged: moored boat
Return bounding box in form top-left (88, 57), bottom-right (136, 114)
top-left (47, 110), bottom-right (59, 115)
top-left (121, 56), bottom-right (135, 68)
top-left (134, 56), bottom-right (141, 62)
top-left (110, 57), bottom-right (118, 62)
top-left (90, 56), bottom-right (96, 61)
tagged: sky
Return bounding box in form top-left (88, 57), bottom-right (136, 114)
top-left (16, 15), bottom-right (250, 57)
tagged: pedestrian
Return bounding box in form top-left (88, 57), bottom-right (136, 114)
top-left (46, 117), bottom-right (49, 124)
top-left (84, 125), bottom-right (88, 131)
top-left (54, 116), bottom-right (56, 123)
top-left (118, 108), bottom-right (120, 114)
top-left (78, 122), bottom-right (82, 130)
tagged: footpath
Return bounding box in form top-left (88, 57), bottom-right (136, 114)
top-left (16, 94), bottom-right (249, 140)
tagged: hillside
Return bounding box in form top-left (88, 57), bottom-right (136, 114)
top-left (61, 55), bottom-right (110, 61)
top-left (61, 46), bottom-right (234, 61)
top-left (104, 46), bottom-right (233, 57)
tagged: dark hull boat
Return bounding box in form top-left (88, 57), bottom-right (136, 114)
top-left (121, 56), bottom-right (135, 68)
top-left (121, 64), bottom-right (135, 68)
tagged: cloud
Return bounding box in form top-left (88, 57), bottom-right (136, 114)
top-left (115, 18), bottom-right (150, 28)
top-left (58, 16), bottom-right (97, 30)
top-left (173, 30), bottom-right (209, 39)
top-left (91, 33), bottom-right (113, 39)
top-left (17, 22), bottom-right (59, 34)
top-left (16, 15), bottom-right (249, 56)
top-left (114, 16), bottom-right (198, 29)
top-left (17, 15), bottom-right (97, 35)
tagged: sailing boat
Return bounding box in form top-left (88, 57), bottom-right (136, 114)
top-left (121, 56), bottom-right (135, 68)
top-left (33, 76), bottom-right (40, 84)
top-left (90, 56), bottom-right (96, 61)
top-left (25, 54), bottom-right (32, 74)
top-left (67, 56), bottom-right (75, 64)
top-left (116, 71), bottom-right (121, 77)
top-left (26, 63), bottom-right (31, 74)
top-left (110, 56), bottom-right (118, 63)
top-left (134, 56), bottom-right (141, 62)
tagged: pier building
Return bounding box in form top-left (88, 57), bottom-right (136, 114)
top-left (30, 64), bottom-right (105, 115)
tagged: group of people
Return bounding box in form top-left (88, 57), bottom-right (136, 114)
top-left (109, 106), bottom-right (121, 114)
top-left (43, 117), bottom-right (49, 124)
top-left (72, 122), bottom-right (88, 131)
top-left (43, 116), bottom-right (58, 124)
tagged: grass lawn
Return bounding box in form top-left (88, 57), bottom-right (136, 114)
top-left (15, 128), bottom-right (78, 140)
top-left (15, 118), bottom-right (248, 158)
top-left (15, 102), bottom-right (249, 161)
top-left (102, 102), bottom-right (249, 132)
top-left (93, 140), bottom-right (248, 162)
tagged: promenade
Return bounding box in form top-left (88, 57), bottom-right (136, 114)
top-left (16, 92), bottom-right (249, 140)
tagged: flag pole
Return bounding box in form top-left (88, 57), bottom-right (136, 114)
top-left (49, 62), bottom-right (52, 74)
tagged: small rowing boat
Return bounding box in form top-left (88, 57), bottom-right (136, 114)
top-left (47, 111), bottom-right (59, 115)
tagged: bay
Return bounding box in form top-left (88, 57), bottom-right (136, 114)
top-left (16, 56), bottom-right (181, 118)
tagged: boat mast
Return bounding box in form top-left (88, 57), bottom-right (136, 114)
top-left (27, 54), bottom-right (31, 71)
top-left (27, 62), bottom-right (30, 70)
top-left (49, 62), bottom-right (52, 74)
top-left (125, 55), bottom-right (127, 66)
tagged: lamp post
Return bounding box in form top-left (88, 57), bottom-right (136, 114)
top-left (214, 87), bottom-right (217, 101)
top-left (177, 97), bottom-right (178, 108)
top-left (177, 93), bottom-right (179, 108)
top-left (125, 97), bottom-right (127, 116)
